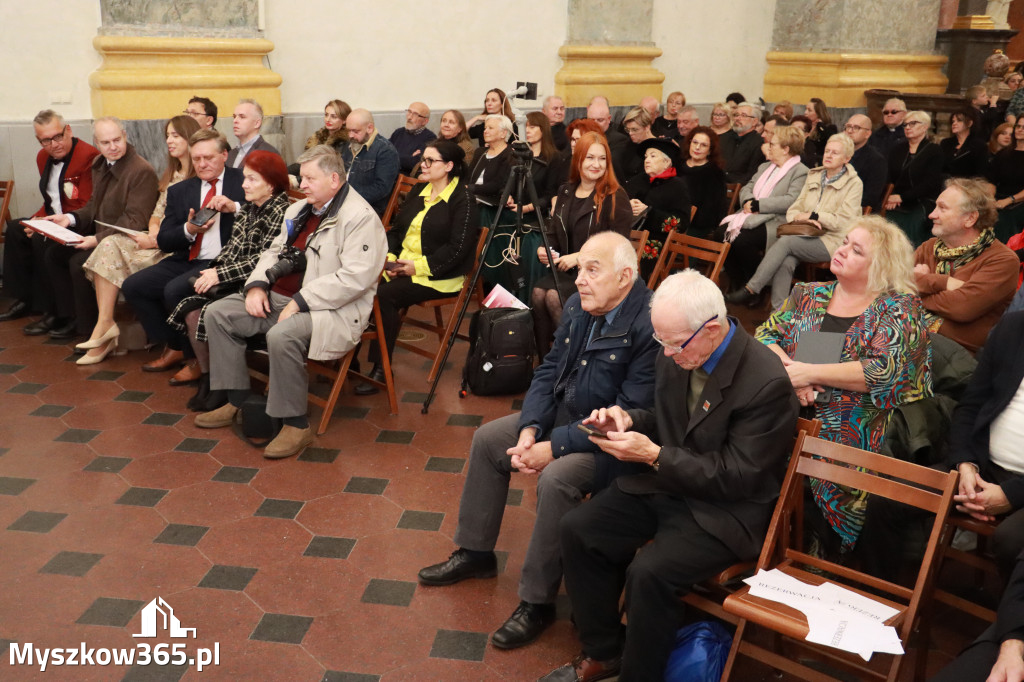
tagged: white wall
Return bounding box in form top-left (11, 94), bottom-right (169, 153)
top-left (653, 0), bottom-right (778, 105)
top-left (263, 0), bottom-right (570, 113)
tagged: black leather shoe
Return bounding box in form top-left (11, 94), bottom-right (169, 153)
top-left (0, 301), bottom-right (29, 322)
top-left (418, 549), bottom-right (497, 586)
top-left (491, 601), bottom-right (556, 649)
top-left (354, 365), bottom-right (386, 396)
top-left (187, 374), bottom-right (211, 412)
top-left (47, 318), bottom-right (79, 339)
top-left (23, 314), bottom-right (58, 336)
top-left (725, 286), bottom-right (756, 305)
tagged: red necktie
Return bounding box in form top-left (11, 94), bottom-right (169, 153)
top-left (189, 180), bottom-right (218, 261)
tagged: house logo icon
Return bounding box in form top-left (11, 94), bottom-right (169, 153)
top-left (132, 597), bottom-right (196, 639)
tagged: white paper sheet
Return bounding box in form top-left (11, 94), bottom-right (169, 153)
top-left (742, 569), bottom-right (905, 661)
top-left (20, 219), bottom-right (83, 245)
top-left (96, 220), bottom-right (144, 237)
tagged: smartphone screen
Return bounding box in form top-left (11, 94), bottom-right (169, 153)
top-left (576, 423), bottom-right (608, 439)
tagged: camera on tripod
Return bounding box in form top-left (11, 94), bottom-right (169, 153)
top-left (265, 245), bottom-right (307, 284)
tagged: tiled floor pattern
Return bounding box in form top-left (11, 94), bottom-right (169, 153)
top-left (0, 297), bottom-right (985, 681)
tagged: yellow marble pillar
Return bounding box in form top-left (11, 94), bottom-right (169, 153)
top-left (89, 36), bottom-right (282, 119)
top-left (554, 45), bottom-right (664, 107)
top-left (763, 52), bottom-right (949, 108)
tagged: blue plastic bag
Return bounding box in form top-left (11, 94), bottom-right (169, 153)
top-left (664, 621), bottom-right (733, 682)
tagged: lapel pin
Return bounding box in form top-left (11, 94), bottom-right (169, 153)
top-left (702, 400), bottom-right (711, 412)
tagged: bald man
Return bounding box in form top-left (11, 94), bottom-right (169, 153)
top-left (342, 108), bottom-right (400, 215)
top-left (586, 96), bottom-right (629, 180)
top-left (389, 101), bottom-right (436, 175)
top-left (844, 114), bottom-right (887, 213)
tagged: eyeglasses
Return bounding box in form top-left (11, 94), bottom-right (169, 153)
top-left (405, 109), bottom-right (428, 120)
top-left (882, 109), bottom-right (904, 115)
top-left (904, 121), bottom-right (924, 128)
top-left (420, 157), bottom-right (444, 168)
top-left (184, 109), bottom-right (207, 118)
top-left (652, 316), bottom-right (717, 355)
top-left (734, 113), bottom-right (756, 120)
top-left (844, 124), bottom-right (869, 133)
top-left (624, 125), bottom-right (644, 134)
top-left (37, 126), bottom-right (67, 147)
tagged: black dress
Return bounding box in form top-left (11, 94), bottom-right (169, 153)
top-left (940, 135), bottom-right (988, 178)
top-left (624, 172), bottom-right (692, 281)
top-left (677, 162), bottom-right (728, 239)
top-left (651, 117), bottom-right (680, 140)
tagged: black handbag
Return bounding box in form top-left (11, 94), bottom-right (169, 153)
top-left (461, 307), bottom-right (535, 396)
top-left (233, 394), bottom-right (282, 447)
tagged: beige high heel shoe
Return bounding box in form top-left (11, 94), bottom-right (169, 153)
top-left (76, 336), bottom-right (118, 366)
top-left (75, 323), bottom-right (120, 351)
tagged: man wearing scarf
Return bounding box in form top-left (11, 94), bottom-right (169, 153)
top-left (913, 178), bottom-right (1019, 355)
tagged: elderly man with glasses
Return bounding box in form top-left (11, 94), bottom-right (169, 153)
top-left (0, 110), bottom-right (100, 325)
top-left (869, 97), bottom-right (907, 157)
top-left (389, 101), bottom-right (437, 175)
top-left (844, 114), bottom-right (888, 213)
top-left (542, 269), bottom-right (799, 682)
top-left (719, 101), bottom-right (766, 184)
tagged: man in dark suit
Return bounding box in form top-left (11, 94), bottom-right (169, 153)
top-left (931, 549), bottom-right (1024, 682)
top-left (1, 110), bottom-right (99, 326)
top-left (720, 102), bottom-right (766, 184)
top-left (226, 99), bottom-right (280, 168)
top-left (122, 129), bottom-right (245, 380)
top-left (541, 270), bottom-right (799, 682)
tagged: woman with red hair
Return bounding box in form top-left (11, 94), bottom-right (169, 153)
top-left (166, 149), bottom-right (292, 411)
top-left (531, 131), bottom-right (632, 357)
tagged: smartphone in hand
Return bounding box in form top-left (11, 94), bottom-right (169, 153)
top-left (576, 423), bottom-right (608, 439)
top-left (189, 207), bottom-right (217, 226)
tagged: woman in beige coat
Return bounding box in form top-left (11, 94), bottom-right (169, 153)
top-left (726, 133), bottom-right (863, 309)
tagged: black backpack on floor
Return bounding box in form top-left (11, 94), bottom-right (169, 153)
top-left (461, 308), bottom-right (535, 396)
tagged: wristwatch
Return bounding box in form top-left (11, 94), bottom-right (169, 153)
top-left (651, 447), bottom-right (661, 472)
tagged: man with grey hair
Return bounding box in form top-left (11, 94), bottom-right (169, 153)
top-left (195, 144), bottom-right (386, 459)
top-left (226, 98), bottom-right (280, 168)
top-left (914, 177), bottom-right (1019, 354)
top-left (418, 231), bottom-right (659, 652)
top-left (869, 97), bottom-right (907, 157)
top-left (845, 113), bottom-right (887, 212)
top-left (389, 101), bottom-right (436, 175)
top-left (543, 270), bottom-right (799, 682)
top-left (719, 101), bottom-right (765, 184)
top-left (674, 105), bottom-right (700, 142)
top-left (543, 95), bottom-right (568, 150)
top-left (1, 109), bottom-right (99, 326)
top-left (39, 116), bottom-right (159, 339)
top-left (639, 96), bottom-right (660, 120)
top-left (342, 108), bottom-right (400, 216)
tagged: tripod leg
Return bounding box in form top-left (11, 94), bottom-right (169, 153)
top-left (522, 166), bottom-right (566, 308)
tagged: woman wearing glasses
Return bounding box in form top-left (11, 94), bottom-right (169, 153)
top-left (883, 111), bottom-right (943, 246)
top-left (709, 103), bottom-right (733, 137)
top-left (620, 106), bottom-right (656, 180)
top-left (985, 118), bottom-right (1024, 243)
top-left (356, 140), bottom-right (479, 394)
top-left (755, 216), bottom-right (931, 558)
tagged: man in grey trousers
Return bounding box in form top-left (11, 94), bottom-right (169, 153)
top-left (417, 232), bottom-right (659, 651)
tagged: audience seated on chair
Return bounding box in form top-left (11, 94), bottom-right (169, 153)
top-left (0, 109), bottom-right (99, 326)
top-left (755, 216), bottom-right (932, 559)
top-left (677, 126), bottom-right (729, 240)
top-left (884, 110), bottom-right (944, 246)
top-left (986, 118), bottom-right (1024, 243)
top-left (389, 101), bottom-right (436, 176)
top-left (121, 128), bottom-right (246, 383)
top-left (39, 117), bottom-right (160, 342)
top-left (75, 114), bottom-right (201, 366)
top-left (184, 96), bottom-right (218, 130)
top-left (844, 113), bottom-right (888, 213)
top-left (868, 97), bottom-right (907, 158)
top-left (340, 108), bottom-right (401, 217)
top-left (540, 270), bottom-right (799, 682)
top-left (803, 97), bottom-right (838, 166)
top-left (355, 140), bottom-right (478, 396)
top-left (914, 178), bottom-right (1019, 355)
top-left (618, 106), bottom-right (656, 181)
top-left (541, 95), bottom-right (568, 151)
top-left (651, 90), bottom-right (685, 140)
top-left (718, 101), bottom-right (765, 185)
top-left (194, 144), bottom-right (386, 460)
top-left (586, 95), bottom-right (629, 181)
top-left (418, 231), bottom-right (659, 654)
top-left (941, 108), bottom-right (988, 179)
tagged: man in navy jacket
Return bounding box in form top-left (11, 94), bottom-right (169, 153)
top-left (417, 231), bottom-right (659, 651)
top-left (122, 129), bottom-right (245, 378)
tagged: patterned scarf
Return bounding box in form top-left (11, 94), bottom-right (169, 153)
top-left (932, 228), bottom-right (995, 275)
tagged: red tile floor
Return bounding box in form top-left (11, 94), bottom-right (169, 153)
top-left (0, 295), bottom-right (990, 681)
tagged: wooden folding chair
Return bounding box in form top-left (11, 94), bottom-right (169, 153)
top-left (721, 436), bottom-right (959, 682)
top-left (381, 175), bottom-right (419, 230)
top-left (646, 228), bottom-right (730, 290)
top-left (286, 188), bottom-right (305, 204)
top-left (725, 182), bottom-right (742, 215)
top-left (629, 229), bottom-right (648, 260)
top-left (0, 180), bottom-right (13, 245)
top-left (247, 295), bottom-right (398, 436)
top-left (681, 417), bottom-right (821, 625)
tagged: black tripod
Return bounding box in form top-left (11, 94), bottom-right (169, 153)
top-left (421, 142), bottom-right (563, 414)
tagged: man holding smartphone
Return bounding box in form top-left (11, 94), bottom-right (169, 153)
top-left (417, 232), bottom-right (660, 651)
top-left (122, 129), bottom-right (245, 379)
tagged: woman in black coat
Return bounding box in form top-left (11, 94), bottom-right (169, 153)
top-left (677, 127), bottom-right (729, 239)
top-left (624, 137), bottom-right (691, 281)
top-left (884, 110), bottom-right (944, 246)
top-left (357, 140), bottom-right (479, 393)
top-left (940, 108), bottom-right (988, 179)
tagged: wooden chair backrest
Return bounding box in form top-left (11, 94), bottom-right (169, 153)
top-left (381, 175), bottom-right (419, 230)
top-left (647, 228), bottom-right (731, 290)
top-left (0, 180), bottom-right (13, 226)
top-left (878, 183), bottom-right (895, 217)
top-left (629, 229), bottom-right (648, 261)
top-left (725, 183), bottom-right (742, 215)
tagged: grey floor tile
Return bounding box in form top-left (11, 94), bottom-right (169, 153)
top-left (142, 413), bottom-right (184, 426)
top-left (249, 613), bottom-right (313, 644)
top-left (174, 437), bottom-right (218, 454)
top-left (298, 447), bottom-right (340, 463)
top-left (211, 466), bottom-right (259, 484)
top-left (40, 551), bottom-right (104, 577)
top-left (198, 565), bottom-right (258, 591)
top-left (428, 629), bottom-right (488, 662)
top-left (153, 524), bottom-right (209, 547)
top-left (0, 477), bottom-right (36, 495)
top-left (83, 456), bottom-right (131, 473)
top-left (376, 430), bottom-right (414, 445)
top-left (360, 578), bottom-right (416, 607)
top-left (425, 457), bottom-right (464, 473)
top-left (343, 477), bottom-right (388, 495)
top-left (29, 404), bottom-right (73, 418)
top-left (303, 536), bottom-right (356, 559)
top-left (397, 510), bottom-right (444, 532)
top-left (7, 510), bottom-right (67, 533)
top-left (115, 487), bottom-right (169, 507)
top-left (55, 428), bottom-right (100, 443)
top-left (253, 498), bottom-right (304, 520)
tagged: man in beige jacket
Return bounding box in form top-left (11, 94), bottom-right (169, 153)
top-left (195, 145), bottom-right (387, 458)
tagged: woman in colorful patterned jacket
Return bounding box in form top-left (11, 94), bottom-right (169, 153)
top-left (755, 215), bottom-right (932, 556)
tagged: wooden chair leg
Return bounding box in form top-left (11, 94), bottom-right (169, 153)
top-left (316, 352), bottom-right (356, 436)
top-left (721, 618), bottom-right (746, 681)
top-left (426, 289), bottom-right (468, 384)
top-left (373, 301), bottom-right (399, 415)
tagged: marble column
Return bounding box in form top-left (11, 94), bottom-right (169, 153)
top-left (88, 0), bottom-right (282, 120)
top-left (763, 0), bottom-right (948, 107)
top-left (553, 0), bottom-right (664, 106)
